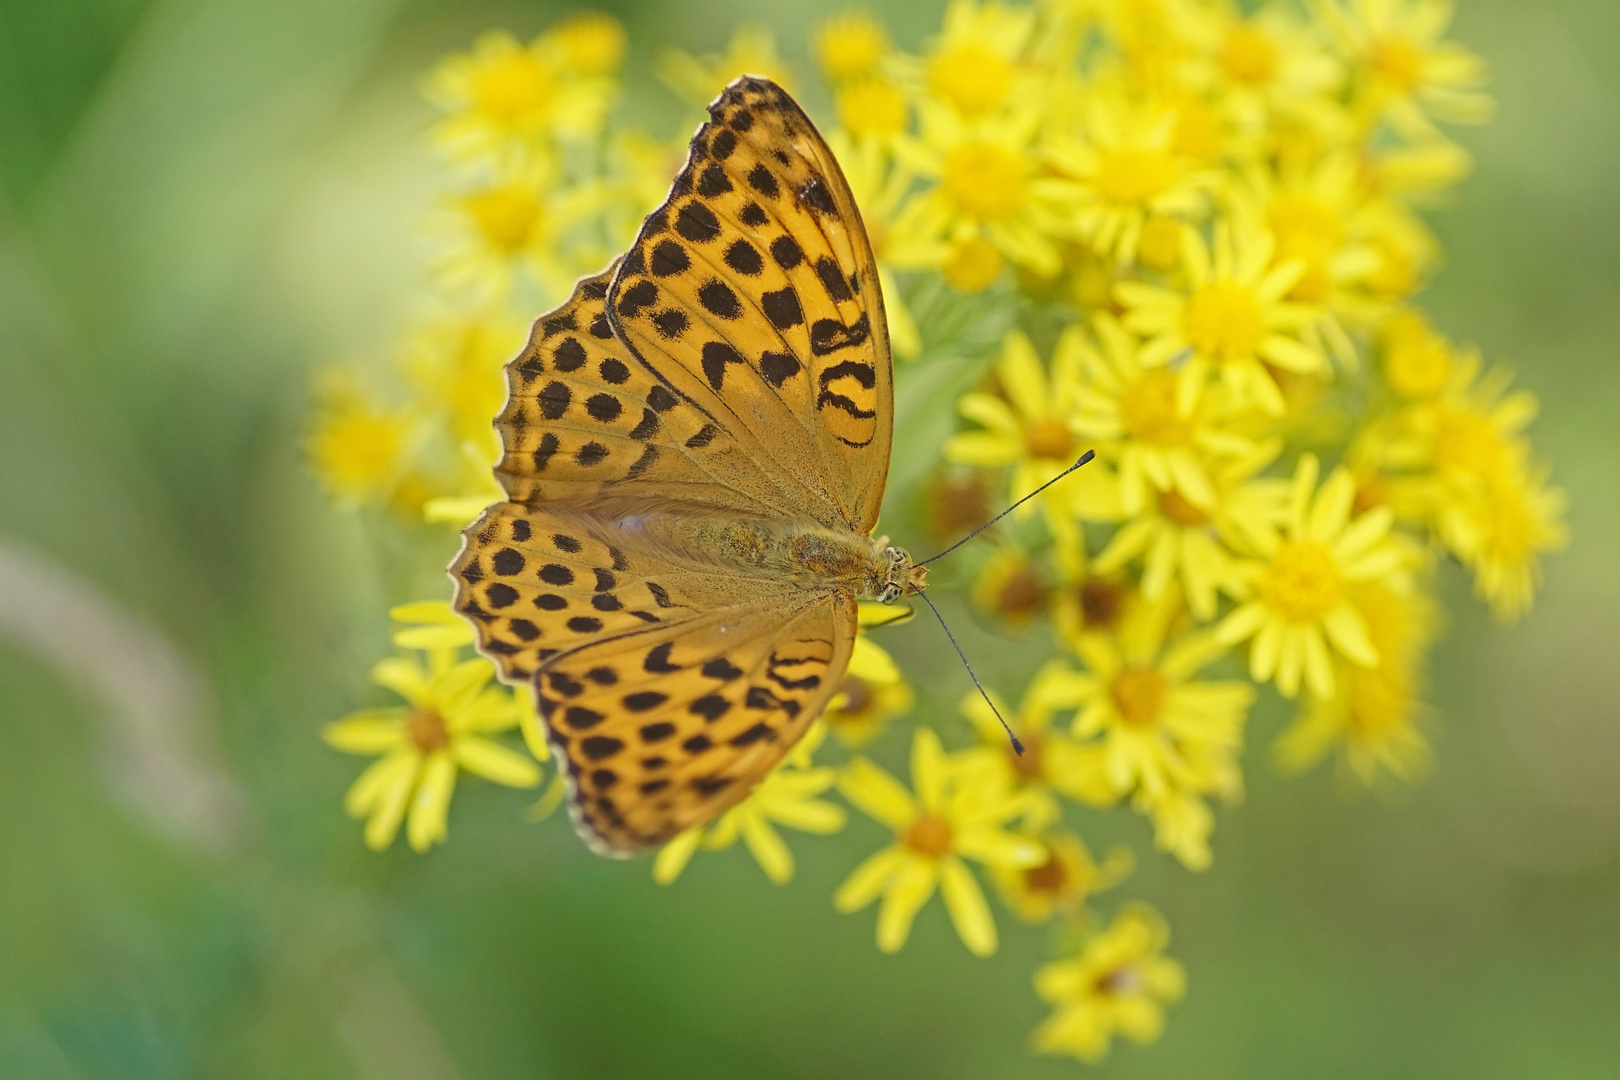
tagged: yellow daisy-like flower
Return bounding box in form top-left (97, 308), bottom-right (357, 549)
top-left (1441, 466), bottom-right (1568, 625)
top-left (1216, 453), bottom-right (1408, 699)
top-left (324, 643), bottom-right (541, 853)
top-left (436, 164), bottom-right (603, 302)
top-left (656, 24), bottom-right (794, 107)
top-left (1274, 577), bottom-right (1436, 784)
top-left (824, 603), bottom-right (916, 747)
top-left (1176, 3), bottom-right (1343, 134)
top-left (959, 659), bottom-right (1119, 825)
top-left (1313, 0), bottom-right (1493, 138)
top-left (835, 727), bottom-right (1044, 956)
top-left (307, 392), bottom-right (411, 503)
top-left (923, 0), bottom-right (1036, 118)
top-left (403, 311), bottom-right (528, 449)
top-left (653, 723), bottom-right (847, 885)
top-left (971, 545), bottom-right (1053, 632)
top-left (423, 25), bottom-right (620, 164)
top-left (895, 99), bottom-right (1078, 278)
top-left (1065, 592), bottom-right (1253, 868)
top-left (1044, 94), bottom-right (1212, 265)
top-left (1116, 219), bottom-right (1327, 416)
top-left (813, 10), bottom-right (892, 83)
top-left (1074, 312), bottom-right (1260, 517)
top-left (1091, 439), bottom-right (1288, 621)
top-left (991, 829), bottom-right (1133, 926)
top-left (944, 328), bottom-right (1089, 519)
top-left (1033, 902), bottom-right (1187, 1064)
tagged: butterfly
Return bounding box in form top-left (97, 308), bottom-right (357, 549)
top-left (449, 76), bottom-right (926, 855)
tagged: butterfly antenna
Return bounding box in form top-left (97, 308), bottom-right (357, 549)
top-left (915, 588), bottom-right (1024, 756)
top-left (918, 449), bottom-right (1095, 566)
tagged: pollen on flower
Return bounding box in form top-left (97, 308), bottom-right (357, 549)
top-left (902, 814), bottom-right (955, 858)
top-left (1111, 668), bottom-right (1166, 726)
top-left (943, 142), bottom-right (1027, 220)
top-left (1370, 35), bottom-right (1423, 92)
top-left (1256, 541), bottom-right (1342, 622)
top-left (1184, 282), bottom-right (1265, 361)
top-left (1434, 407), bottom-right (1515, 483)
top-left (1382, 313), bottom-right (1451, 397)
top-left (815, 11), bottom-right (890, 81)
top-left (1221, 24), bottom-right (1278, 85)
top-left (1269, 196), bottom-right (1342, 302)
top-left (549, 12), bottom-right (627, 75)
top-left (1119, 370), bottom-right (1193, 446)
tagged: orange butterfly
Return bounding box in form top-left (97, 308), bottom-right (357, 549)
top-left (450, 77), bottom-right (926, 854)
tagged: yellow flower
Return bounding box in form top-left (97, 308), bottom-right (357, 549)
top-left (991, 829), bottom-right (1133, 925)
top-left (1216, 453), bottom-right (1408, 699)
top-left (1274, 578), bottom-right (1436, 784)
top-left (924, 0), bottom-right (1036, 118)
top-left (835, 728), bottom-right (1044, 956)
top-left (1176, 2), bottom-right (1343, 141)
top-left (1441, 465), bottom-right (1568, 624)
top-left (436, 164), bottom-right (602, 302)
top-left (1091, 438), bottom-right (1289, 622)
top-left (958, 659), bottom-right (1119, 823)
top-left (307, 389), bottom-right (411, 502)
top-left (1045, 94), bottom-right (1212, 264)
top-left (824, 603), bottom-right (916, 747)
top-left (1313, 0), bottom-right (1493, 138)
top-left (1116, 219), bottom-right (1328, 415)
top-left (325, 640), bottom-right (541, 853)
top-left (1074, 312), bottom-right (1262, 518)
top-left (657, 24), bottom-right (794, 107)
top-left (1379, 309), bottom-right (1453, 399)
top-left (424, 26), bottom-right (619, 163)
top-left (944, 328), bottom-right (1089, 519)
top-left (1033, 902), bottom-right (1187, 1063)
top-left (971, 546), bottom-right (1053, 631)
top-left (895, 98), bottom-right (1078, 278)
top-left (653, 724), bottom-right (846, 885)
top-left (1066, 592), bottom-right (1253, 868)
top-left (404, 312), bottom-right (528, 448)
top-left (835, 76), bottom-right (911, 142)
top-left (813, 10), bottom-right (892, 83)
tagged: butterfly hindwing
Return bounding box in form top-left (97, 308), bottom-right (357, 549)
top-left (536, 591), bottom-right (856, 853)
top-left (607, 76), bottom-right (894, 534)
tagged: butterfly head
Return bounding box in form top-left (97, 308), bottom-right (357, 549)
top-left (877, 546), bottom-right (928, 604)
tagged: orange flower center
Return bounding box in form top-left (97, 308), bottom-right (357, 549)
top-left (1094, 148), bottom-right (1176, 206)
top-left (1010, 733), bottom-right (1045, 781)
top-left (943, 235), bottom-right (1005, 292)
top-left (1025, 418), bottom-right (1077, 461)
top-left (1079, 578), bottom-right (1127, 630)
top-left (902, 814), bottom-right (954, 858)
top-left (1158, 488), bottom-right (1209, 526)
top-left (929, 44), bottom-right (1013, 115)
top-left (1256, 540), bottom-right (1341, 623)
top-left (1024, 851), bottom-right (1068, 894)
top-left (1119, 369), bottom-right (1194, 446)
top-left (408, 708), bottom-right (450, 752)
top-left (1110, 667), bottom-right (1167, 727)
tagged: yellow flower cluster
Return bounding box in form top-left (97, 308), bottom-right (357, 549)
top-left (309, 2), bottom-right (1565, 1067)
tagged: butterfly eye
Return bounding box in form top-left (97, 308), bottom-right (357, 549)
top-left (878, 583), bottom-right (902, 604)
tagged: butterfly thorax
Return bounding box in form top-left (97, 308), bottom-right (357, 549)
top-left (607, 510), bottom-right (924, 602)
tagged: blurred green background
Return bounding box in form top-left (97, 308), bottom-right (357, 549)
top-left (3, 1), bottom-right (1618, 1077)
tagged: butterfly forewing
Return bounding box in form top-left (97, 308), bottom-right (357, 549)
top-left (608, 76), bottom-right (893, 534)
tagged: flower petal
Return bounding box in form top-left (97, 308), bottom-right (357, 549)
top-left (876, 855), bottom-right (938, 954)
top-left (835, 845), bottom-right (905, 912)
top-left (741, 814), bottom-right (795, 885)
top-left (940, 857), bottom-right (998, 957)
top-left (407, 751), bottom-right (457, 852)
top-left (451, 735), bottom-right (542, 787)
top-left (838, 757), bottom-right (918, 829)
